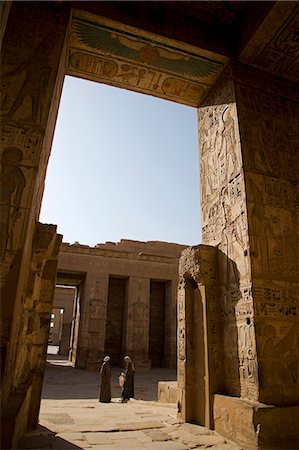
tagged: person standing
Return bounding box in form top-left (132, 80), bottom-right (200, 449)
top-left (120, 355), bottom-right (135, 403)
top-left (99, 356), bottom-right (111, 403)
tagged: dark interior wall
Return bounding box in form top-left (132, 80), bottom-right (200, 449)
top-left (149, 281), bottom-right (166, 367)
top-left (104, 277), bottom-right (127, 365)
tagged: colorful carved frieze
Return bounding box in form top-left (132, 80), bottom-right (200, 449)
top-left (68, 10), bottom-right (228, 107)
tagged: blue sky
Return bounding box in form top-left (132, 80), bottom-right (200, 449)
top-left (39, 75), bottom-right (201, 247)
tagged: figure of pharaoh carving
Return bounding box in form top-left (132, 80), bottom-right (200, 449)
top-left (0, 147), bottom-right (25, 261)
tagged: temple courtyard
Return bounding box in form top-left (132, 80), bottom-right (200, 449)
top-left (19, 348), bottom-right (242, 450)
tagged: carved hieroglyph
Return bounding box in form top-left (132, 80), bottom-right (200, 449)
top-left (235, 64), bottom-right (299, 405)
top-left (240, 2), bottom-right (299, 81)
top-left (198, 65), bottom-right (258, 401)
top-left (67, 9), bottom-right (228, 107)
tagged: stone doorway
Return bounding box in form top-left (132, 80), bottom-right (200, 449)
top-left (104, 277), bottom-right (128, 366)
top-left (2, 3), bottom-right (298, 449)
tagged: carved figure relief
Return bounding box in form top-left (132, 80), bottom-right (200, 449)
top-left (0, 147), bottom-right (26, 261)
top-left (1, 32), bottom-right (59, 124)
top-left (198, 68), bottom-right (261, 401)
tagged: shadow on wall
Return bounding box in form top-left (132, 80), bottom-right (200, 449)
top-left (217, 248), bottom-right (243, 399)
top-left (41, 362), bottom-right (176, 401)
top-left (178, 244), bottom-right (243, 428)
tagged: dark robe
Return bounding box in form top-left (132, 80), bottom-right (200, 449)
top-left (121, 361), bottom-right (135, 400)
top-left (99, 361), bottom-right (111, 403)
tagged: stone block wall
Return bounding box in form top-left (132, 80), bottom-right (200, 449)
top-left (53, 239), bottom-right (187, 371)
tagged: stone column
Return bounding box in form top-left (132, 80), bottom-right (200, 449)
top-left (196, 62), bottom-right (299, 448)
top-left (126, 277), bottom-right (151, 369)
top-left (76, 273), bottom-right (109, 370)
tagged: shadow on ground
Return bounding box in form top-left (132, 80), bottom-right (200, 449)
top-left (19, 425), bottom-right (82, 450)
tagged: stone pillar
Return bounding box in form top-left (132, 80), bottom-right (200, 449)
top-left (195, 62), bottom-right (299, 448)
top-left (177, 245), bottom-right (221, 429)
top-left (0, 3), bottom-right (69, 449)
top-left (76, 273), bottom-right (109, 371)
top-left (126, 277), bottom-right (151, 369)
top-left (1, 223), bottom-right (62, 449)
top-left (69, 288), bottom-right (81, 365)
top-left (164, 280), bottom-right (177, 368)
top-left (52, 286), bottom-right (76, 355)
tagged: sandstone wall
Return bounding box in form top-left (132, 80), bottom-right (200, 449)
top-left (54, 240), bottom-right (187, 370)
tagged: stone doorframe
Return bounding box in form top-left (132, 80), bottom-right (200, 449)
top-left (1, 3), bottom-right (298, 450)
top-left (177, 245), bottom-right (221, 430)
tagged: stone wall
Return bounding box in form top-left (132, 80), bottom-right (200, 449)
top-left (198, 65), bottom-right (254, 400)
top-left (234, 63), bottom-right (299, 407)
top-left (1, 223), bottom-right (62, 449)
top-left (54, 240), bottom-right (187, 370)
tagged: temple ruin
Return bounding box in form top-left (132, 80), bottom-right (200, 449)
top-left (51, 239), bottom-right (186, 370)
top-left (1, 1), bottom-right (298, 449)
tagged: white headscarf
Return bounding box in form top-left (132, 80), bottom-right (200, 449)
top-left (124, 355), bottom-right (135, 371)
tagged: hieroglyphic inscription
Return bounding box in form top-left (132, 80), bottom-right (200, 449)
top-left (252, 8), bottom-right (299, 81)
top-left (67, 10), bottom-right (228, 107)
top-left (237, 78), bottom-right (299, 280)
top-left (198, 66), bottom-right (259, 401)
top-left (253, 286), bottom-right (298, 318)
top-left (234, 65), bottom-right (299, 405)
top-left (68, 50), bottom-right (206, 107)
top-left (1, 122), bottom-right (42, 165)
top-left (257, 319), bottom-right (299, 404)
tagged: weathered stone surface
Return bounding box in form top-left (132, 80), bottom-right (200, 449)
top-left (1, 3), bottom-right (298, 449)
top-left (144, 429), bottom-right (171, 441)
top-left (84, 432), bottom-right (114, 445)
top-left (158, 381), bottom-right (178, 404)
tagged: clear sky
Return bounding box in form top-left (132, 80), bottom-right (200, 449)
top-left (39, 75), bottom-right (201, 247)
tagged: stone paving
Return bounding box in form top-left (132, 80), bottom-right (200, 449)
top-left (20, 351), bottom-right (243, 450)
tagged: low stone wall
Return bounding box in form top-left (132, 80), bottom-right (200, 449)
top-left (158, 381), bottom-right (178, 404)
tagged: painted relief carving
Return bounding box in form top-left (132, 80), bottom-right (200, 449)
top-left (0, 147), bottom-right (25, 261)
top-left (1, 32), bottom-right (59, 124)
top-left (69, 52), bottom-right (118, 78)
top-left (68, 10), bottom-right (228, 106)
